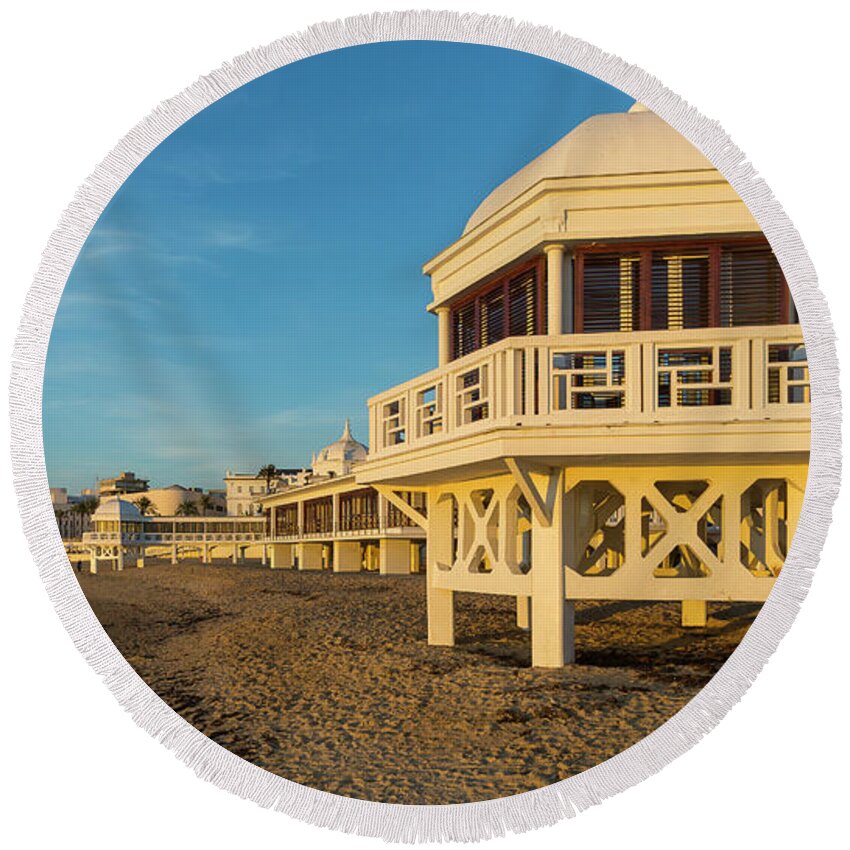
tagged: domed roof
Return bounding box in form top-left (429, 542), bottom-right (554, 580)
top-left (92, 496), bottom-right (143, 521)
top-left (463, 103), bottom-right (715, 234)
top-left (315, 419), bottom-right (367, 465)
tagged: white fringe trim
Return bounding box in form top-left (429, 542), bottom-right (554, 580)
top-left (8, 10), bottom-right (841, 843)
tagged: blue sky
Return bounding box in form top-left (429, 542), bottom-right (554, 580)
top-left (44, 41), bottom-right (632, 493)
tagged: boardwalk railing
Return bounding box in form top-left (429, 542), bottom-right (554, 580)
top-left (367, 325), bottom-right (809, 457)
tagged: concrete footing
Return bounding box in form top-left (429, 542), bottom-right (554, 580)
top-left (681, 599), bottom-right (708, 627)
top-left (333, 541), bottom-right (361, 572)
top-left (298, 542), bottom-right (324, 570)
top-left (516, 595), bottom-right (531, 630)
top-left (379, 539), bottom-right (409, 575)
top-left (269, 543), bottom-right (295, 569)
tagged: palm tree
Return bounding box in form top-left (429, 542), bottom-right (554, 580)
top-left (135, 495), bottom-right (157, 516)
top-left (258, 464), bottom-right (278, 493)
top-left (74, 498), bottom-right (98, 516)
top-left (175, 499), bottom-right (200, 517)
top-left (199, 493), bottom-right (214, 516)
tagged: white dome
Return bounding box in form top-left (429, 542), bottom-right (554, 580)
top-left (92, 496), bottom-right (143, 522)
top-left (463, 104), bottom-right (715, 234)
top-left (315, 419), bottom-right (367, 464)
top-left (312, 419), bottom-right (367, 477)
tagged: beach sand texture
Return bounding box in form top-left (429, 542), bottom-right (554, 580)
top-left (74, 562), bottom-right (759, 804)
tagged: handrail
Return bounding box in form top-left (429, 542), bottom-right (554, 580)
top-left (367, 325), bottom-right (809, 457)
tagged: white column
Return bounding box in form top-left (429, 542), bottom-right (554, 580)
top-left (563, 249), bottom-right (574, 333)
top-left (530, 469), bottom-right (574, 666)
top-left (545, 244), bottom-right (565, 335)
top-left (379, 539), bottom-right (409, 575)
top-left (377, 493), bottom-right (386, 533)
top-left (436, 306), bottom-right (451, 367)
top-left (332, 493), bottom-right (340, 535)
top-left (298, 543), bottom-right (324, 570)
top-left (426, 491), bottom-right (454, 646)
top-left (681, 600), bottom-right (707, 627)
top-left (334, 541), bottom-right (361, 572)
top-left (516, 596), bottom-right (531, 630)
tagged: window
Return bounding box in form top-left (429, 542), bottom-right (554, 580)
top-left (576, 239), bottom-right (790, 333)
top-left (449, 259), bottom-right (546, 360)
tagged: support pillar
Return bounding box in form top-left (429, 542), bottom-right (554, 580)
top-left (426, 493), bottom-right (454, 646)
top-left (364, 543), bottom-right (379, 571)
top-left (530, 469), bottom-right (574, 667)
top-left (232, 544), bottom-right (241, 565)
top-left (116, 547), bottom-right (124, 572)
top-left (170, 544), bottom-right (178, 566)
top-left (297, 542), bottom-right (324, 570)
top-left (202, 544), bottom-right (210, 565)
top-left (269, 543), bottom-right (294, 569)
top-left (136, 550), bottom-right (145, 569)
top-left (436, 306), bottom-right (451, 367)
top-left (333, 540), bottom-right (361, 572)
top-left (379, 538), bottom-right (410, 575)
top-left (261, 545), bottom-right (267, 566)
top-left (545, 244), bottom-right (565, 335)
top-left (681, 600), bottom-right (707, 628)
top-left (89, 549), bottom-right (98, 575)
top-left (516, 595), bottom-right (531, 630)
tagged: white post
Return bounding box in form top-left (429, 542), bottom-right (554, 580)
top-left (379, 538), bottom-right (409, 575)
top-left (436, 306), bottom-right (451, 366)
top-left (426, 492), bottom-right (454, 646)
top-left (298, 543), bottom-right (324, 570)
top-left (545, 244), bottom-right (565, 335)
top-left (377, 493), bottom-right (386, 533)
top-left (333, 540), bottom-right (361, 572)
top-left (89, 548), bottom-right (98, 575)
top-left (563, 249), bottom-right (574, 333)
top-left (682, 600), bottom-right (707, 627)
top-left (531, 469), bottom-right (574, 666)
top-left (516, 595), bottom-right (531, 630)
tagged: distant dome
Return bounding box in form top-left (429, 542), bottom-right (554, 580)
top-left (463, 105), bottom-right (714, 234)
top-left (92, 496), bottom-right (143, 522)
top-left (312, 419), bottom-right (368, 477)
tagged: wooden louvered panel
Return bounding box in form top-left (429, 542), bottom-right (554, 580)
top-left (508, 270), bottom-right (537, 336)
top-left (581, 254), bottom-right (640, 333)
top-left (578, 238), bottom-right (791, 334)
top-left (452, 301), bottom-right (476, 359)
top-left (720, 246), bottom-right (785, 327)
top-left (479, 287), bottom-right (505, 347)
top-left (448, 257), bottom-right (544, 361)
top-left (651, 254), bottom-right (710, 330)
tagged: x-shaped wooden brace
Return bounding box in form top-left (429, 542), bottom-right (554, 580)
top-left (457, 489), bottom-right (502, 573)
top-left (643, 481), bottom-right (722, 574)
top-left (579, 490), bottom-right (624, 573)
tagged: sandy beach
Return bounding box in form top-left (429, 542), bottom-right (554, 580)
top-left (74, 561), bottom-right (759, 804)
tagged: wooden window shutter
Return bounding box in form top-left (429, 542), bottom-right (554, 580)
top-left (720, 245), bottom-right (787, 327)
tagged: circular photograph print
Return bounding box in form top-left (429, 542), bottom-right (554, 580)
top-left (38, 32), bottom-right (814, 816)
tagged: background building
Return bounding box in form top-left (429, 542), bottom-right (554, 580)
top-left (98, 471), bottom-right (148, 497)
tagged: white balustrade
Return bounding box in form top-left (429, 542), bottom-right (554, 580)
top-left (368, 325), bottom-right (809, 457)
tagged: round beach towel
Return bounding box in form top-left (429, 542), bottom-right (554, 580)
top-left (10, 11), bottom-right (840, 842)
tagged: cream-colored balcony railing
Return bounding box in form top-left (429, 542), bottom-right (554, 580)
top-left (83, 531), bottom-right (266, 544)
top-left (367, 325), bottom-right (809, 457)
